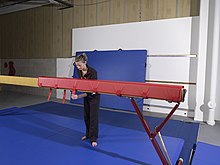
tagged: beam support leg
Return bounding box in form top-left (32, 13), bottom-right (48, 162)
top-left (130, 98), bottom-right (169, 165)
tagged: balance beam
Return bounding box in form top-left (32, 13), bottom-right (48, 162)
top-left (0, 75), bottom-right (186, 165)
top-left (38, 76), bottom-right (185, 103)
top-left (0, 75), bottom-right (38, 87)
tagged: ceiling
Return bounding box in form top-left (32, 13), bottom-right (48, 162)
top-left (0, 0), bottom-right (73, 15)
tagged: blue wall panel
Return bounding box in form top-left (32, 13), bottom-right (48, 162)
top-left (71, 50), bottom-right (147, 112)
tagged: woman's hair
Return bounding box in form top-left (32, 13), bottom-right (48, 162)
top-left (75, 53), bottom-right (88, 63)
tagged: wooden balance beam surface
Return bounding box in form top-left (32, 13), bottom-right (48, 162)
top-left (0, 75), bottom-right (38, 87)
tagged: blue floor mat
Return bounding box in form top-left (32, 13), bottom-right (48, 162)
top-left (0, 101), bottom-right (199, 165)
top-left (192, 142), bottom-right (220, 165)
top-left (0, 107), bottom-right (183, 165)
top-left (23, 101), bottom-right (200, 164)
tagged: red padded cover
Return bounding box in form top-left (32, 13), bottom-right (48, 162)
top-left (38, 77), bottom-right (184, 102)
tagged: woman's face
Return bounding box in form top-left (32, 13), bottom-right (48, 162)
top-left (75, 61), bottom-right (87, 70)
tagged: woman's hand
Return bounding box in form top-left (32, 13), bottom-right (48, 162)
top-left (71, 94), bottom-right (78, 99)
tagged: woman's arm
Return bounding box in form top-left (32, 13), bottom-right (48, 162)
top-left (72, 93), bottom-right (87, 99)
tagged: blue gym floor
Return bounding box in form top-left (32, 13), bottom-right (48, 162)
top-left (0, 102), bottom-right (200, 165)
top-left (192, 142), bottom-right (220, 165)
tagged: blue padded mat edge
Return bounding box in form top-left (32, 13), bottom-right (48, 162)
top-left (192, 142), bottom-right (220, 165)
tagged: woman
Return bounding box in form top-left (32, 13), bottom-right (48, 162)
top-left (72, 53), bottom-right (100, 147)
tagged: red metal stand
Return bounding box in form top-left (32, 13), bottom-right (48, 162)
top-left (177, 158), bottom-right (183, 165)
top-left (131, 98), bottom-right (180, 165)
top-left (62, 90), bottom-right (66, 103)
top-left (48, 88), bottom-right (52, 101)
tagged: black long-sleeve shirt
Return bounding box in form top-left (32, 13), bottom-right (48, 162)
top-left (77, 65), bottom-right (99, 99)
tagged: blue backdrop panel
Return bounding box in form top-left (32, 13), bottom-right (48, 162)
top-left (71, 50), bottom-right (147, 111)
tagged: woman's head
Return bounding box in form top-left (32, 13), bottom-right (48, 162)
top-left (75, 53), bottom-right (88, 70)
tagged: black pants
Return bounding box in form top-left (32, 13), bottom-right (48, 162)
top-left (83, 94), bottom-right (100, 142)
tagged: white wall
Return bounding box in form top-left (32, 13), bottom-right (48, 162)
top-left (56, 58), bottom-right (74, 99)
top-left (0, 59), bottom-right (56, 96)
top-left (205, 0), bottom-right (220, 121)
top-left (216, 63), bottom-right (220, 120)
top-left (73, 17), bottom-right (195, 54)
top-left (72, 17), bottom-right (199, 117)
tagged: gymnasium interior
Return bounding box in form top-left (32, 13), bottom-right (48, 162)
top-left (0, 0), bottom-right (220, 165)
